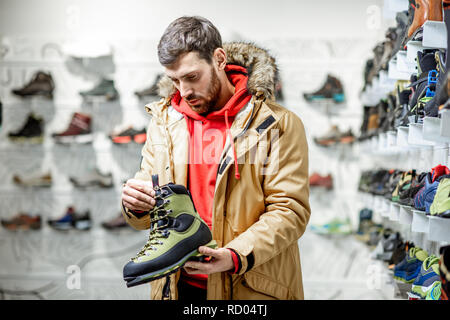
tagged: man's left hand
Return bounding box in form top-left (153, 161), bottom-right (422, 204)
top-left (184, 246), bottom-right (234, 275)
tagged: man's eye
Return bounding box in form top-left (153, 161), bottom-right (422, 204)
top-left (187, 74), bottom-right (197, 80)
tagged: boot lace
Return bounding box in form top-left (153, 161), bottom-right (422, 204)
top-left (133, 191), bottom-right (172, 260)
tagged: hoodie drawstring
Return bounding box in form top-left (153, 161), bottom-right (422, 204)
top-left (225, 110), bottom-right (240, 180)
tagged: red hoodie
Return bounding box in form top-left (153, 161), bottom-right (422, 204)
top-left (171, 64), bottom-right (252, 289)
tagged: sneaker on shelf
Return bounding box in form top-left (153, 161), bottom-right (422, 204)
top-left (52, 112), bottom-right (93, 144)
top-left (1, 213), bottom-right (41, 231)
top-left (414, 164), bottom-right (450, 213)
top-left (8, 113), bottom-right (44, 144)
top-left (48, 207), bottom-right (92, 231)
top-left (411, 255), bottom-right (441, 299)
top-left (11, 71), bottom-right (54, 99)
top-left (109, 127), bottom-right (146, 145)
top-left (309, 173), bottom-right (333, 190)
top-left (394, 247), bottom-right (429, 283)
top-left (123, 175), bottom-right (217, 288)
top-left (303, 74), bottom-right (345, 103)
top-left (12, 171), bottom-right (52, 188)
top-left (134, 74), bottom-right (163, 99)
top-left (398, 171), bottom-right (427, 206)
top-left (80, 78), bottom-right (119, 101)
top-left (389, 241), bottom-right (415, 270)
top-left (377, 231), bottom-right (403, 262)
top-left (392, 170), bottom-right (416, 203)
top-left (310, 217), bottom-right (353, 235)
top-left (69, 168), bottom-right (113, 188)
top-left (102, 213), bottom-right (130, 230)
top-left (313, 125), bottom-right (342, 147)
top-left (429, 176), bottom-right (450, 218)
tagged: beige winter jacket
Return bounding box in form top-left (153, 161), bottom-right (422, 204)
top-left (122, 42), bottom-right (311, 300)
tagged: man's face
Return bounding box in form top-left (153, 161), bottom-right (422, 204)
top-left (165, 52), bottom-right (221, 115)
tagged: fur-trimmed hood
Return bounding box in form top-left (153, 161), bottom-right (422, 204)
top-left (157, 42), bottom-right (278, 100)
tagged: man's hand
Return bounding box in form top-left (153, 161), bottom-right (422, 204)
top-left (122, 179), bottom-right (156, 212)
top-left (184, 246), bottom-right (235, 275)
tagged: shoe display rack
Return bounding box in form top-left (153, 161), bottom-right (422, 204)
top-left (356, 1), bottom-right (450, 300)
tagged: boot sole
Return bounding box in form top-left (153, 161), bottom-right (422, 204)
top-left (54, 133), bottom-right (94, 144)
top-left (9, 136), bottom-right (44, 144)
top-left (124, 240), bottom-right (217, 288)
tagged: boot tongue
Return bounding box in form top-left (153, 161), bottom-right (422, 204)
top-left (418, 51), bottom-right (437, 77)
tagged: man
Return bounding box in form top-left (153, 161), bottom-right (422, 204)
top-left (121, 16), bottom-right (311, 300)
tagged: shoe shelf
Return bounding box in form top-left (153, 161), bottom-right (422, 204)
top-left (440, 109), bottom-right (450, 137)
top-left (388, 56), bottom-right (412, 81)
top-left (364, 194), bottom-right (450, 243)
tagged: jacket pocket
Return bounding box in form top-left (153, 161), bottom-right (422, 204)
top-left (233, 271), bottom-right (293, 300)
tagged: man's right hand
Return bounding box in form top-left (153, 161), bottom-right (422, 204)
top-left (122, 179), bottom-right (156, 212)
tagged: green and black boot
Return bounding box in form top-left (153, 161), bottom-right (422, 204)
top-left (123, 175), bottom-right (217, 288)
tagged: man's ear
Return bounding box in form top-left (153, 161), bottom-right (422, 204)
top-left (213, 48), bottom-right (227, 71)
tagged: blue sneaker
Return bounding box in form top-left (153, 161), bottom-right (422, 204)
top-left (48, 207), bottom-right (92, 231)
top-left (394, 247), bottom-right (428, 283)
top-left (414, 164), bottom-right (450, 213)
top-left (411, 255), bottom-right (441, 299)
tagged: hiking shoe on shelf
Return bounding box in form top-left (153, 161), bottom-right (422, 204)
top-left (102, 213), bottom-right (130, 230)
top-left (309, 173), bottom-right (333, 190)
top-left (1, 213), bottom-right (41, 231)
top-left (80, 78), bottom-right (119, 101)
top-left (310, 217), bottom-right (353, 235)
top-left (123, 175), bottom-right (217, 288)
top-left (69, 168), bottom-right (113, 188)
top-left (48, 207), bottom-right (92, 231)
top-left (429, 177), bottom-right (450, 218)
top-left (13, 172), bottom-right (52, 188)
top-left (392, 170), bottom-right (416, 203)
top-left (389, 241), bottom-right (415, 269)
top-left (411, 255), bottom-right (441, 299)
top-left (378, 231), bottom-right (403, 262)
top-left (8, 113), bottom-right (44, 144)
top-left (394, 247), bottom-right (429, 283)
top-left (134, 74), bottom-right (163, 99)
top-left (403, 0), bottom-right (443, 45)
top-left (398, 171), bottom-right (427, 206)
top-left (109, 127), bottom-right (146, 145)
top-left (313, 125), bottom-right (342, 147)
top-left (414, 164), bottom-right (450, 213)
top-left (52, 112), bottom-right (93, 144)
top-left (303, 74), bottom-right (345, 103)
top-left (11, 71), bottom-right (54, 99)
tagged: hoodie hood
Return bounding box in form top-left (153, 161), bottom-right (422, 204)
top-left (157, 42), bottom-right (278, 101)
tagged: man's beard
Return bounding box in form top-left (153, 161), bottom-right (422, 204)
top-left (186, 66), bottom-right (221, 115)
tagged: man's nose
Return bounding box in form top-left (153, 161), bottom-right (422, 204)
top-left (179, 81), bottom-right (193, 99)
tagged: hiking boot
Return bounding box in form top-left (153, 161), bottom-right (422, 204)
top-left (134, 74), bottom-right (163, 99)
top-left (123, 175), bottom-right (217, 288)
top-left (109, 127), bottom-right (146, 145)
top-left (429, 177), bottom-right (450, 217)
top-left (11, 71), bottom-right (54, 98)
top-left (80, 78), bottom-right (118, 101)
top-left (13, 171), bottom-right (52, 188)
top-left (8, 113), bottom-right (44, 144)
top-left (1, 213), bottom-right (41, 231)
top-left (52, 112), bottom-right (93, 144)
top-left (405, 0), bottom-right (443, 44)
top-left (303, 74), bottom-right (345, 103)
top-left (309, 173), bottom-right (333, 189)
top-left (425, 50), bottom-right (448, 117)
top-left (408, 49), bottom-right (438, 123)
top-left (411, 255), bottom-right (441, 299)
top-left (69, 168), bottom-right (113, 188)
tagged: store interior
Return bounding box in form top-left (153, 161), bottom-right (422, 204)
top-left (0, 0), bottom-right (449, 300)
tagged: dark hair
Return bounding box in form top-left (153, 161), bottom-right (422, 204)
top-left (157, 16), bottom-right (222, 66)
